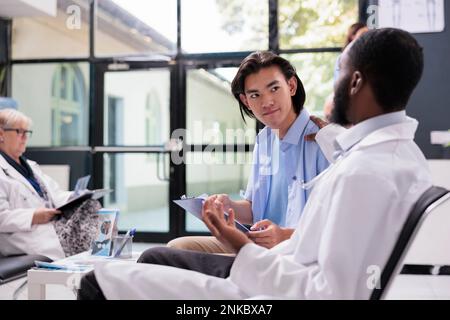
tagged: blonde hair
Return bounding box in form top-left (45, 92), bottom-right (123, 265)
top-left (0, 108), bottom-right (32, 129)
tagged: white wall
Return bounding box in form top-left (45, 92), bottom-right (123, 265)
top-left (428, 159), bottom-right (450, 189)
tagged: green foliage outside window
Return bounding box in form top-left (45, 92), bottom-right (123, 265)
top-left (216, 0), bottom-right (358, 115)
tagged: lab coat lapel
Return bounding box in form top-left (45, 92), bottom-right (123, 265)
top-left (0, 155), bottom-right (40, 197)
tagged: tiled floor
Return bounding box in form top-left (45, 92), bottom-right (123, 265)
top-left (385, 275), bottom-right (450, 300)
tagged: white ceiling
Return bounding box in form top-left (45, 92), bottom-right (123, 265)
top-left (0, 0), bottom-right (56, 18)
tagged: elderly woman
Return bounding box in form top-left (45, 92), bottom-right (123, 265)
top-left (0, 108), bottom-right (100, 260)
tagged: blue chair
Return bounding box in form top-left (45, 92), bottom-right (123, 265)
top-left (0, 97), bottom-right (18, 109)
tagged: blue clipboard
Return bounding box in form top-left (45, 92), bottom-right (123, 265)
top-left (34, 260), bottom-right (92, 271)
top-left (173, 197), bottom-right (250, 233)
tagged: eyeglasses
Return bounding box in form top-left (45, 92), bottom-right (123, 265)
top-left (3, 128), bottom-right (33, 138)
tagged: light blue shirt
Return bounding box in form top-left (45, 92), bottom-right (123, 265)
top-left (244, 109), bottom-right (329, 227)
top-left (263, 136), bottom-right (288, 226)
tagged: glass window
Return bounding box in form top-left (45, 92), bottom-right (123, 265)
top-left (11, 0), bottom-right (89, 59)
top-left (181, 0), bottom-right (268, 53)
top-left (95, 0), bottom-right (177, 57)
top-left (279, 0), bottom-right (359, 49)
top-left (51, 64), bottom-right (87, 145)
top-left (187, 68), bottom-right (256, 145)
top-left (283, 52), bottom-right (340, 116)
top-left (104, 69), bottom-right (170, 146)
top-left (185, 151), bottom-right (253, 232)
top-left (12, 62), bottom-right (89, 146)
top-left (103, 153), bottom-right (170, 232)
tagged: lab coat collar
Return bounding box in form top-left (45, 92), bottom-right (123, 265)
top-left (299, 113), bottom-right (418, 191)
top-left (0, 154), bottom-right (40, 197)
top-left (358, 116), bottom-right (418, 148)
top-left (334, 111), bottom-right (408, 156)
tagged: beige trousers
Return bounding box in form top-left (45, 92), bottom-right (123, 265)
top-left (167, 236), bottom-right (236, 255)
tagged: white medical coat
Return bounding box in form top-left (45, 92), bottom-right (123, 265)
top-left (0, 155), bottom-right (71, 260)
top-left (95, 118), bottom-right (432, 299)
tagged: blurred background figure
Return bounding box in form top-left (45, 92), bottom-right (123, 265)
top-left (325, 22), bottom-right (369, 122)
top-left (334, 22), bottom-right (369, 82)
top-left (0, 108), bottom-right (101, 260)
top-left (322, 94), bottom-right (334, 122)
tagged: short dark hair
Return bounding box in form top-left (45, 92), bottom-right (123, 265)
top-left (231, 51), bottom-right (306, 122)
top-left (347, 28), bottom-right (424, 112)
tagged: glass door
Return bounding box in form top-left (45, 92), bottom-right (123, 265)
top-left (94, 63), bottom-right (175, 242)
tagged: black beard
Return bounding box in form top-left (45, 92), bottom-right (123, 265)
top-left (331, 75), bottom-right (352, 126)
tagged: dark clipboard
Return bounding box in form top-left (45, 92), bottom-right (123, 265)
top-left (57, 189), bottom-right (113, 219)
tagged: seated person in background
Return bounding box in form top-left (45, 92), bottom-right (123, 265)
top-left (323, 94), bottom-right (334, 122)
top-left (334, 22), bottom-right (369, 82)
top-left (324, 23), bottom-right (370, 124)
top-left (0, 109), bottom-right (101, 260)
top-left (168, 51), bottom-right (329, 253)
top-left (78, 28), bottom-right (432, 300)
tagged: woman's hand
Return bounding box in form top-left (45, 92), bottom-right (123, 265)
top-left (247, 219), bottom-right (294, 249)
top-left (32, 208), bottom-right (61, 225)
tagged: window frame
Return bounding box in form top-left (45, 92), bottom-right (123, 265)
top-left (4, 0), bottom-right (363, 243)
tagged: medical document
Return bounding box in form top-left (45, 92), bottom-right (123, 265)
top-left (173, 195), bottom-right (251, 233)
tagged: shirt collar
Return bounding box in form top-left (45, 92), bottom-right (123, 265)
top-left (277, 109), bottom-right (310, 151)
top-left (333, 110), bottom-right (407, 159)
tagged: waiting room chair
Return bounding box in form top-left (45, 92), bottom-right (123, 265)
top-left (0, 254), bottom-right (52, 285)
top-left (371, 186), bottom-right (450, 300)
top-left (0, 97), bottom-right (18, 110)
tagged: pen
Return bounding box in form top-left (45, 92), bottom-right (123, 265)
top-left (113, 228), bottom-right (136, 258)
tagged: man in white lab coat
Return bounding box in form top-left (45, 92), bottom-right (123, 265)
top-left (78, 28), bottom-right (432, 300)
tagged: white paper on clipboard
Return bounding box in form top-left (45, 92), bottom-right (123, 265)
top-left (173, 196), bottom-right (251, 233)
